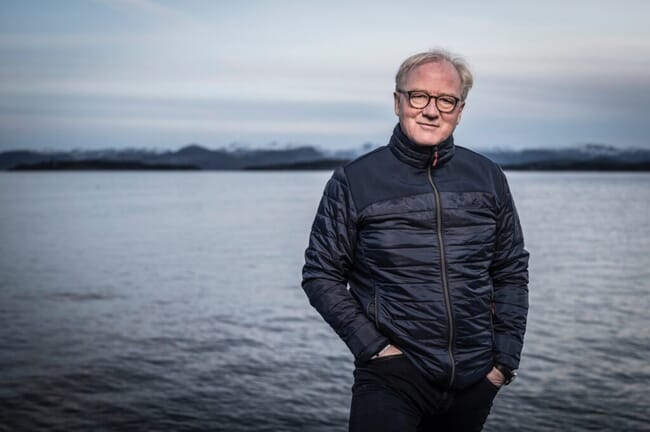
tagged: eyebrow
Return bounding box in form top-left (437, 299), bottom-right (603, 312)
top-left (406, 89), bottom-right (461, 98)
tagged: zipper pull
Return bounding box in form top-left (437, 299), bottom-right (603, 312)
top-left (432, 150), bottom-right (439, 168)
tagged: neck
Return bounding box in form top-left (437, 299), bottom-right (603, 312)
top-left (388, 123), bottom-right (455, 169)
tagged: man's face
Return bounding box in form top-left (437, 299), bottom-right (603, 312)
top-left (394, 61), bottom-right (465, 146)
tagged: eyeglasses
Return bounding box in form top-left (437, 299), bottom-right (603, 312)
top-left (396, 89), bottom-right (462, 113)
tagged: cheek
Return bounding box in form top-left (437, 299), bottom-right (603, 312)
top-left (400, 105), bottom-right (419, 120)
top-left (394, 96), bottom-right (408, 117)
top-left (443, 113), bottom-right (461, 127)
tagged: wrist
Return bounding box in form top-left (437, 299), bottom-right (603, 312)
top-left (371, 344), bottom-right (391, 359)
top-left (493, 364), bottom-right (517, 385)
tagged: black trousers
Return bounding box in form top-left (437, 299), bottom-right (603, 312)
top-left (349, 354), bottom-right (499, 432)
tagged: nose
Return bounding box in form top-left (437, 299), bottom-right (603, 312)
top-left (421, 99), bottom-right (440, 118)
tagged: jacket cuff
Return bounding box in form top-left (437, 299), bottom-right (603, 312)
top-left (494, 333), bottom-right (523, 370)
top-left (346, 321), bottom-right (389, 364)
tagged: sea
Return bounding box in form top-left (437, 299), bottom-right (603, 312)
top-left (0, 171), bottom-right (648, 432)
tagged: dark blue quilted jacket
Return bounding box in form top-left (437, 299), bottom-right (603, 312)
top-left (302, 124), bottom-right (529, 390)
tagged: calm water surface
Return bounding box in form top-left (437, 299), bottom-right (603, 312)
top-left (0, 171), bottom-right (648, 431)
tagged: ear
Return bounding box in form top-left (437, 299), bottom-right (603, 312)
top-left (394, 92), bottom-right (400, 117)
top-left (455, 101), bottom-right (466, 125)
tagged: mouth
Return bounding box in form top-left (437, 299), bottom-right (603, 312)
top-left (417, 122), bottom-right (439, 129)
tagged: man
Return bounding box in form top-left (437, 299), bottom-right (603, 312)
top-left (302, 49), bottom-right (529, 432)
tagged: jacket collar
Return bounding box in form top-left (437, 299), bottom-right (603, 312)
top-left (388, 123), bottom-right (455, 169)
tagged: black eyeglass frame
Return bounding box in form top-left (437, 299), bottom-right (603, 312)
top-left (395, 89), bottom-right (463, 113)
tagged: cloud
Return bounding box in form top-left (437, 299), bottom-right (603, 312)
top-left (93, 0), bottom-right (207, 29)
top-left (0, 1), bottom-right (649, 150)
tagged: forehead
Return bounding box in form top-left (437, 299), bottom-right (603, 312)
top-left (403, 61), bottom-right (462, 95)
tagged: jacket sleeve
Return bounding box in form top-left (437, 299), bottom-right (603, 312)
top-left (490, 172), bottom-right (530, 370)
top-left (302, 167), bottom-right (389, 363)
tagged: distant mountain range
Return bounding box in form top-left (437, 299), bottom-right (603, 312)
top-left (2, 142), bottom-right (649, 171)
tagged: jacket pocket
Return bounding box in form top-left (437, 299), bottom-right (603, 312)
top-left (374, 283), bottom-right (446, 342)
top-left (368, 353), bottom-right (405, 363)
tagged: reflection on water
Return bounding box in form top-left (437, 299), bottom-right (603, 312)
top-left (1, 171), bottom-right (648, 431)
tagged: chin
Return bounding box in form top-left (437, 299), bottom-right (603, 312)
top-left (413, 133), bottom-right (445, 147)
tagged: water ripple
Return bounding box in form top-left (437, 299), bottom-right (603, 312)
top-left (1, 172), bottom-right (649, 431)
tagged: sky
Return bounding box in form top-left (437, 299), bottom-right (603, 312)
top-left (1, 0), bottom-right (649, 153)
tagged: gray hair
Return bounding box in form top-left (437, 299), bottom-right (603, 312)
top-left (395, 49), bottom-right (474, 101)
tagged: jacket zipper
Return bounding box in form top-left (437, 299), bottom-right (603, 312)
top-left (427, 163), bottom-right (455, 388)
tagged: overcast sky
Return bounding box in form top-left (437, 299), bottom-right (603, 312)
top-left (1, 0), bottom-right (649, 152)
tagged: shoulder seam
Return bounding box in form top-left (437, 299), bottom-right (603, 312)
top-left (342, 146), bottom-right (390, 218)
top-left (343, 145), bottom-right (389, 169)
top-left (337, 166), bottom-right (360, 220)
top-left (455, 145), bottom-right (498, 165)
